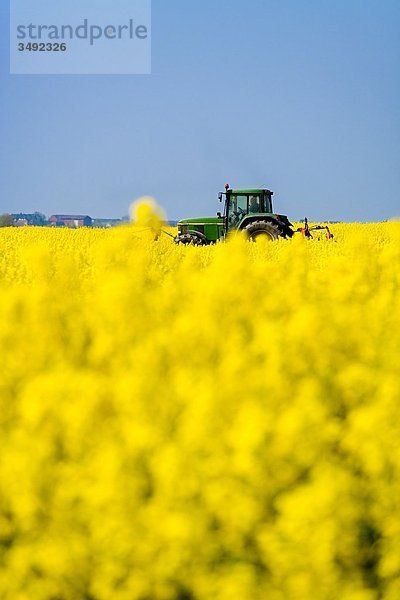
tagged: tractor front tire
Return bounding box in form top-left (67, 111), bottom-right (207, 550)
top-left (243, 221), bottom-right (281, 242)
top-left (175, 232), bottom-right (208, 246)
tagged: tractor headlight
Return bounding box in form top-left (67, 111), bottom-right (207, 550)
top-left (178, 224), bottom-right (188, 235)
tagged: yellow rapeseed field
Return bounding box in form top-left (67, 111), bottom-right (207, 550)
top-left (0, 214), bottom-right (399, 600)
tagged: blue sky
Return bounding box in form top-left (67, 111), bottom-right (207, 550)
top-left (0, 0), bottom-right (399, 221)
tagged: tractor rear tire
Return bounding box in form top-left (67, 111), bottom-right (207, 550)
top-left (243, 221), bottom-right (281, 242)
top-left (175, 232), bottom-right (208, 246)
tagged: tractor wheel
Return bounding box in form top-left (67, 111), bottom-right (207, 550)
top-left (175, 232), bottom-right (207, 246)
top-left (243, 221), bottom-right (281, 242)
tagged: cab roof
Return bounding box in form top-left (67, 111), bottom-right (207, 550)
top-left (231, 188), bottom-right (273, 195)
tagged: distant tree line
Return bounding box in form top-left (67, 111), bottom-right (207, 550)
top-left (0, 212), bottom-right (48, 227)
top-left (0, 212), bottom-right (128, 228)
top-left (0, 214), bottom-right (14, 227)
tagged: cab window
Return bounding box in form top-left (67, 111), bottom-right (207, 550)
top-left (228, 195), bottom-right (248, 226)
top-left (234, 195), bottom-right (248, 212)
top-left (249, 196), bottom-right (261, 213)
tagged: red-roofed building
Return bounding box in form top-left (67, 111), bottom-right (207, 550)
top-left (49, 215), bottom-right (93, 228)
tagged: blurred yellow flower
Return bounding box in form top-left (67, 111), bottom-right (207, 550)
top-left (0, 221), bottom-right (399, 599)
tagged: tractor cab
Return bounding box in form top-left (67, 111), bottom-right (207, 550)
top-left (219, 186), bottom-right (274, 231)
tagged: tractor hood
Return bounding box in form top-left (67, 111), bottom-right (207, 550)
top-left (178, 216), bottom-right (224, 225)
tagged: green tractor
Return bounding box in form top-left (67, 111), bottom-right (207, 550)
top-left (175, 184), bottom-right (294, 245)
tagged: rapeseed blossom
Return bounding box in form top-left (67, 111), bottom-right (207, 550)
top-left (0, 219), bottom-right (399, 599)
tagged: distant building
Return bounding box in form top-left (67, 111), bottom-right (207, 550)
top-left (49, 215), bottom-right (93, 228)
top-left (13, 217), bottom-right (29, 227)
